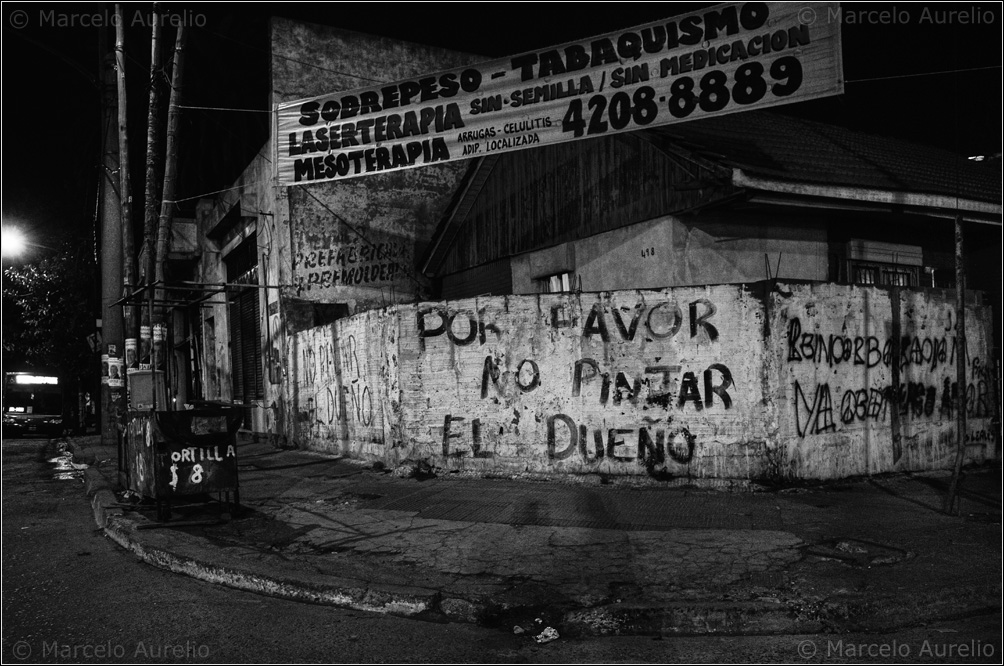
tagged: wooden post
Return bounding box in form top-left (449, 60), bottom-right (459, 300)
top-left (142, 5), bottom-right (163, 286)
top-left (153, 23), bottom-right (188, 409)
top-left (98, 29), bottom-right (123, 447)
top-left (114, 4), bottom-right (138, 354)
top-left (944, 215), bottom-right (968, 514)
top-left (139, 6), bottom-right (163, 378)
top-left (154, 23), bottom-right (187, 285)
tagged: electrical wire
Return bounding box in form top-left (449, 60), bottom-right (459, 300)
top-left (162, 184), bottom-right (252, 205)
top-left (845, 65), bottom-right (1000, 84)
top-left (177, 105), bottom-right (270, 113)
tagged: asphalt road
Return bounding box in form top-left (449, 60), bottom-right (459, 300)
top-left (2, 437), bottom-right (1000, 664)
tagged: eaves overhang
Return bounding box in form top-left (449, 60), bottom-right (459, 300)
top-left (420, 155), bottom-right (499, 276)
top-left (732, 168), bottom-right (1002, 226)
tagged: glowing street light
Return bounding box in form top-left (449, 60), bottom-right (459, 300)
top-left (2, 226), bottom-right (27, 258)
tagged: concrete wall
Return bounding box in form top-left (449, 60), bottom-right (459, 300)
top-left (271, 17), bottom-right (484, 313)
top-left (771, 283), bottom-right (997, 478)
top-left (290, 307), bottom-right (396, 458)
top-left (510, 214), bottom-right (829, 295)
top-left (286, 173), bottom-right (466, 312)
top-left (287, 282), bottom-right (995, 481)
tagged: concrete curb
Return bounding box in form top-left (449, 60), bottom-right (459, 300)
top-left (101, 514), bottom-right (437, 616)
top-left (81, 463), bottom-right (441, 617)
top-left (73, 441), bottom-right (444, 619)
top-left (82, 467), bottom-right (122, 529)
top-left (562, 600), bottom-right (825, 637)
top-left (559, 595), bottom-right (1004, 638)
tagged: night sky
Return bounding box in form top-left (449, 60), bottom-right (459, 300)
top-left (2, 1), bottom-right (1001, 253)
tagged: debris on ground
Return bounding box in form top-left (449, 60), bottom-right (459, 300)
top-left (392, 459), bottom-right (437, 480)
top-left (534, 627), bottom-right (559, 643)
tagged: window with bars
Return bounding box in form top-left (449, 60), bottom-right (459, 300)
top-left (537, 271), bottom-right (574, 293)
top-left (847, 240), bottom-right (922, 288)
top-left (225, 235), bottom-right (264, 404)
top-left (850, 261), bottom-right (920, 287)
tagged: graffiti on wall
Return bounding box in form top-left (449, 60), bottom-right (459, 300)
top-left (785, 308), bottom-right (993, 464)
top-left (293, 239), bottom-right (410, 296)
top-left (786, 317), bottom-right (960, 371)
top-left (416, 298), bottom-right (721, 349)
top-left (296, 330), bottom-right (377, 444)
top-left (418, 295), bottom-right (740, 471)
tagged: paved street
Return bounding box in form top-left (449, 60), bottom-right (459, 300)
top-left (2, 438), bottom-right (523, 664)
top-left (3, 436), bottom-right (1001, 663)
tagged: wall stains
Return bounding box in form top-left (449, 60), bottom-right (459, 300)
top-left (289, 283), bottom-right (995, 480)
top-left (781, 285), bottom-right (994, 474)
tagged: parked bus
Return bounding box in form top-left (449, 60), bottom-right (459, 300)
top-left (2, 372), bottom-right (66, 437)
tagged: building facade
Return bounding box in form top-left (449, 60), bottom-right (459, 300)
top-left (165, 17), bottom-right (1000, 481)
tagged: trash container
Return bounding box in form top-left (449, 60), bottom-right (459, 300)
top-left (124, 407), bottom-right (243, 520)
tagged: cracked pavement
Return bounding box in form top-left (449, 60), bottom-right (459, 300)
top-left (71, 434), bottom-right (1001, 635)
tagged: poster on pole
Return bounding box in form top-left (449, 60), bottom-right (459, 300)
top-left (276, 1), bottom-right (842, 186)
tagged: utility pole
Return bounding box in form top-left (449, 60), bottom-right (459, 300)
top-left (142, 6), bottom-right (163, 286)
top-left (142, 6), bottom-right (164, 374)
top-left (114, 4), bottom-right (139, 384)
top-left (944, 215), bottom-right (969, 514)
top-left (149, 20), bottom-right (189, 411)
top-left (154, 23), bottom-right (187, 288)
top-left (98, 25), bottom-right (123, 446)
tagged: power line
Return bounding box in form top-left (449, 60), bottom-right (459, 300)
top-left (163, 183), bottom-right (255, 205)
top-left (846, 65), bottom-right (1001, 84)
top-left (177, 105), bottom-right (270, 113)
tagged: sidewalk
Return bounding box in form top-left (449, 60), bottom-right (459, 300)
top-left (68, 434), bottom-right (1001, 638)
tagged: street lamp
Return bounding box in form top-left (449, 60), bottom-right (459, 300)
top-left (2, 226), bottom-right (27, 258)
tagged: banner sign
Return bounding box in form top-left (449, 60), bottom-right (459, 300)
top-left (276, 1), bottom-right (842, 186)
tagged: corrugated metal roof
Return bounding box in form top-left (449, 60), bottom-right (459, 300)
top-left (655, 111), bottom-right (1001, 205)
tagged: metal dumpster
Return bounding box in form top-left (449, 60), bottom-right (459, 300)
top-left (124, 407), bottom-right (243, 520)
